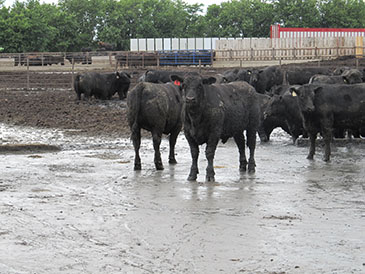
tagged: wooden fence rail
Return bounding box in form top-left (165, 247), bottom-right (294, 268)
top-left (215, 46), bottom-right (365, 62)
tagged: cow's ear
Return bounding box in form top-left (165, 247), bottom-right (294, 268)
top-left (202, 77), bottom-right (216, 85)
top-left (289, 87), bottom-right (300, 97)
top-left (115, 72), bottom-right (120, 79)
top-left (170, 75), bottom-right (184, 84)
top-left (247, 70), bottom-right (252, 75)
top-left (342, 76), bottom-right (348, 84)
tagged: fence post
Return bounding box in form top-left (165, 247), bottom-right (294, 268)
top-left (109, 53), bottom-right (113, 67)
top-left (26, 58), bottom-right (30, 90)
top-left (356, 58), bottom-right (359, 68)
top-left (41, 53), bottom-right (44, 66)
top-left (71, 58), bottom-right (75, 90)
top-left (240, 59), bottom-right (242, 68)
top-left (250, 48), bottom-right (253, 61)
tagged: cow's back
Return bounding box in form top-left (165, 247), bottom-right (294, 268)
top-left (317, 84), bottom-right (365, 127)
top-left (128, 82), bottom-right (182, 134)
top-left (211, 81), bottom-right (260, 139)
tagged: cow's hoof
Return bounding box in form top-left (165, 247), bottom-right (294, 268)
top-left (239, 165), bottom-right (247, 172)
top-left (259, 136), bottom-right (269, 142)
top-left (187, 174), bottom-right (197, 181)
top-left (155, 163), bottom-right (164, 170)
top-left (306, 155), bottom-right (314, 160)
top-left (248, 167), bottom-right (255, 173)
top-left (248, 161), bottom-right (256, 173)
top-left (323, 157), bottom-right (330, 162)
top-left (134, 164), bottom-right (141, 171)
top-left (169, 158), bottom-right (177, 164)
top-left (206, 175), bottom-right (215, 182)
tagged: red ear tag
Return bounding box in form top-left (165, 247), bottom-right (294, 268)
top-left (174, 80), bottom-right (181, 86)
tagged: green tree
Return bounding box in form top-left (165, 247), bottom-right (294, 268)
top-left (319, 0), bottom-right (365, 28)
top-left (273, 0), bottom-right (321, 28)
top-left (59, 0), bottom-right (105, 50)
top-left (204, 0), bottom-right (274, 37)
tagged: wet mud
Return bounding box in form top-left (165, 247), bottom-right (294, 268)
top-left (0, 123), bottom-right (364, 273)
top-left (1, 59), bottom-right (365, 273)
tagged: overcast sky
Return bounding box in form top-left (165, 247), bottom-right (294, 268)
top-left (3, 0), bottom-right (227, 9)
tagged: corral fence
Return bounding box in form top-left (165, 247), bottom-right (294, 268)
top-left (0, 50), bottom-right (213, 91)
top-left (1, 36), bottom-right (365, 91)
top-left (214, 37), bottom-right (365, 63)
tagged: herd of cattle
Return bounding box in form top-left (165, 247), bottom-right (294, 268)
top-left (74, 65), bottom-right (365, 181)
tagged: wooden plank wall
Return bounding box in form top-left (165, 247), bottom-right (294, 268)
top-left (215, 37), bottom-right (365, 61)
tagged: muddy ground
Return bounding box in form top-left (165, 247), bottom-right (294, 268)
top-left (0, 58), bottom-right (365, 273)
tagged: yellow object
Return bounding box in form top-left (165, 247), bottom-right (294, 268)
top-left (355, 36), bottom-right (363, 58)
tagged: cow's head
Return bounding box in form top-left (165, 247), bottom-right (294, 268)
top-left (115, 72), bottom-right (131, 99)
top-left (237, 69), bottom-right (251, 82)
top-left (264, 94), bottom-right (285, 119)
top-left (341, 69), bottom-right (363, 84)
top-left (170, 74), bottom-right (216, 107)
top-left (290, 84), bottom-right (321, 113)
top-left (249, 69), bottom-right (260, 87)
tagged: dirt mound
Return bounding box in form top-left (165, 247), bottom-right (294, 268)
top-left (0, 89), bottom-right (130, 138)
top-left (0, 57), bottom-right (364, 138)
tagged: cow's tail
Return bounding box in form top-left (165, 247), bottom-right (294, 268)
top-left (127, 83), bottom-right (144, 136)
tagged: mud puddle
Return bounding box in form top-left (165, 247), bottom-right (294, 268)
top-left (0, 123), bottom-right (364, 273)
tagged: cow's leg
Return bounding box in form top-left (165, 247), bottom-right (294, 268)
top-left (307, 132), bottom-right (317, 160)
top-left (152, 130), bottom-right (163, 170)
top-left (257, 125), bottom-right (268, 142)
top-left (131, 128), bottom-right (142, 170)
top-left (246, 128), bottom-right (257, 173)
top-left (205, 138), bottom-right (219, 182)
top-left (321, 118), bottom-right (333, 162)
top-left (186, 135), bottom-right (199, 181)
top-left (168, 128), bottom-right (180, 164)
top-left (233, 133), bottom-right (247, 172)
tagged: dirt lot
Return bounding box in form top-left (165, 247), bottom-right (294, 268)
top-left (0, 58), bottom-right (365, 273)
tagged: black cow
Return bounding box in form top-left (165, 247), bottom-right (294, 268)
top-left (332, 66), bottom-right (351, 75)
top-left (138, 70), bottom-right (199, 83)
top-left (222, 68), bottom-right (240, 82)
top-left (286, 67), bottom-right (331, 85)
top-left (309, 69), bottom-right (363, 84)
top-left (66, 53), bottom-right (92, 65)
top-left (264, 89), bottom-right (306, 143)
top-left (127, 82), bottom-right (183, 170)
top-left (74, 71), bottom-right (131, 100)
top-left (171, 74), bottom-right (260, 182)
top-left (255, 92), bottom-right (293, 142)
top-left (289, 83), bottom-right (365, 161)
top-left (222, 68), bottom-right (252, 83)
top-left (249, 66), bottom-right (284, 93)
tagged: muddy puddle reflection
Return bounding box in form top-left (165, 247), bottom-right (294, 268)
top-left (0, 123), bottom-right (364, 273)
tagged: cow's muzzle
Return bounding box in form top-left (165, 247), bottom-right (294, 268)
top-left (185, 96), bottom-right (197, 104)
